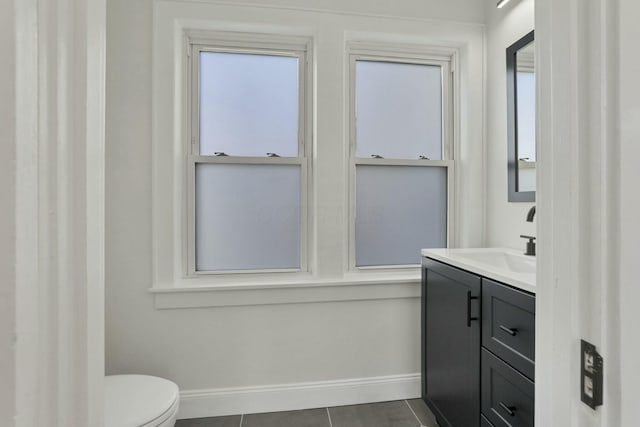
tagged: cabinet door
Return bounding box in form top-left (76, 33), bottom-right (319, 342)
top-left (422, 258), bottom-right (481, 427)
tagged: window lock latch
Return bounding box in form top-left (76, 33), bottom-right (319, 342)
top-left (419, 155), bottom-right (430, 160)
top-left (214, 152), bottom-right (229, 156)
top-left (371, 154), bottom-right (384, 159)
top-left (266, 152), bottom-right (280, 157)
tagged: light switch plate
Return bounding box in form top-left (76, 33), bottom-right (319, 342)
top-left (580, 340), bottom-right (603, 409)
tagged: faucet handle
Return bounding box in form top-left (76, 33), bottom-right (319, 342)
top-left (520, 235), bottom-right (536, 256)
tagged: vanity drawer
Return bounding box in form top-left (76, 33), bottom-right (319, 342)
top-left (481, 349), bottom-right (534, 427)
top-left (482, 279), bottom-right (535, 380)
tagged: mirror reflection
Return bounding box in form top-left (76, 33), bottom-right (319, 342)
top-left (516, 41), bottom-right (535, 192)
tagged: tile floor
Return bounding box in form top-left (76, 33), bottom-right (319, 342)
top-left (175, 399), bottom-right (439, 427)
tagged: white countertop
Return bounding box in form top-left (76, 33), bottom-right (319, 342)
top-left (421, 248), bottom-right (536, 294)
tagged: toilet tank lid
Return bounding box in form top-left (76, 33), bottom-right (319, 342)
top-left (105, 375), bottom-right (179, 427)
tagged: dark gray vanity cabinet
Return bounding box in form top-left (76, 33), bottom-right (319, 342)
top-left (422, 258), bottom-right (481, 427)
top-left (422, 257), bottom-right (536, 427)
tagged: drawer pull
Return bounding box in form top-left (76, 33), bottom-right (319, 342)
top-left (467, 291), bottom-right (479, 327)
top-left (499, 325), bottom-right (518, 336)
top-left (498, 401), bottom-right (516, 417)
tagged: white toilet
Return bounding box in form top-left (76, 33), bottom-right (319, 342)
top-left (105, 375), bottom-right (179, 427)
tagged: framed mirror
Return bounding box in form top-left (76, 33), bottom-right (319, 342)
top-left (507, 30), bottom-right (535, 202)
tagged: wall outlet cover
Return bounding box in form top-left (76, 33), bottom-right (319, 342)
top-left (580, 340), bottom-right (603, 409)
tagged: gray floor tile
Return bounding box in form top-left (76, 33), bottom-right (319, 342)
top-left (175, 415), bottom-right (241, 427)
top-left (329, 401), bottom-right (420, 427)
top-left (406, 399), bottom-right (439, 427)
top-left (242, 408), bottom-right (330, 427)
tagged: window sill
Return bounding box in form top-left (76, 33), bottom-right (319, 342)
top-left (149, 275), bottom-right (421, 309)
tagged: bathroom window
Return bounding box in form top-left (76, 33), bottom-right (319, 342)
top-left (349, 49), bottom-right (454, 269)
top-left (151, 5), bottom-right (474, 306)
top-left (186, 37), bottom-right (311, 274)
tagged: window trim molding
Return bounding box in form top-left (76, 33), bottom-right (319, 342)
top-left (182, 30), bottom-right (314, 278)
top-left (150, 277), bottom-right (421, 309)
top-left (149, 2), bottom-right (479, 303)
top-left (151, 17), bottom-right (318, 291)
top-left (345, 42), bottom-right (459, 273)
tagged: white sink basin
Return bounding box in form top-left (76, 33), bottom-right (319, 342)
top-left (421, 248), bottom-right (536, 294)
top-left (455, 251), bottom-right (536, 275)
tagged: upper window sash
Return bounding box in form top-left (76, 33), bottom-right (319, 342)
top-left (348, 54), bottom-right (453, 162)
top-left (189, 43), bottom-right (308, 160)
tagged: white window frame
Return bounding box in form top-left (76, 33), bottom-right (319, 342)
top-left (347, 42), bottom-right (457, 273)
top-left (184, 31), bottom-right (313, 278)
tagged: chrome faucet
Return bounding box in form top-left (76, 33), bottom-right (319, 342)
top-left (520, 206), bottom-right (536, 256)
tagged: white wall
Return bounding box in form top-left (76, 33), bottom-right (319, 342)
top-left (105, 0), bottom-right (485, 418)
top-left (165, 0), bottom-right (486, 24)
top-left (484, 0), bottom-right (536, 250)
top-left (534, 0), bottom-right (640, 425)
top-left (618, 0), bottom-right (640, 424)
top-left (0, 1), bottom-right (17, 424)
top-left (3, 1), bottom-right (106, 426)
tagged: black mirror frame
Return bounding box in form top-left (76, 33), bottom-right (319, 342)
top-left (507, 30), bottom-right (535, 203)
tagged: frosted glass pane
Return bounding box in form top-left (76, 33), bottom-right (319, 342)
top-left (195, 164), bottom-right (301, 271)
top-left (355, 166), bottom-right (447, 266)
top-left (199, 52), bottom-right (299, 157)
top-left (355, 61), bottom-right (442, 160)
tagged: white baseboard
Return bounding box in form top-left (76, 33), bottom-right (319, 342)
top-left (178, 373), bottom-right (421, 420)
